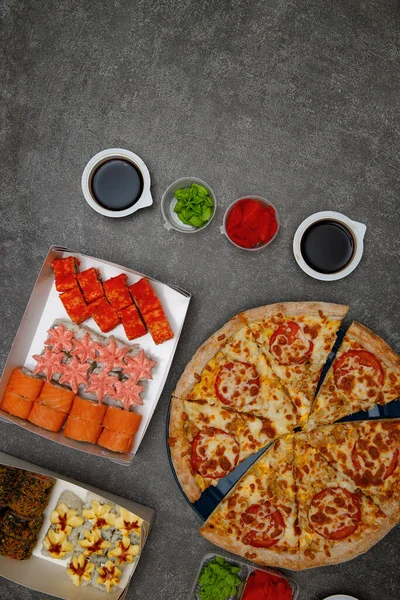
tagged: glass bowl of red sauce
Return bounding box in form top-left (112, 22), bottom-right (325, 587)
top-left (221, 196), bottom-right (279, 251)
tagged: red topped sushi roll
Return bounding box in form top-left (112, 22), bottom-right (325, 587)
top-left (128, 278), bottom-right (161, 316)
top-left (59, 288), bottom-right (91, 324)
top-left (55, 274), bottom-right (79, 293)
top-left (117, 305), bottom-right (147, 340)
top-left (77, 268), bottom-right (104, 303)
top-left (6, 367), bottom-right (44, 401)
top-left (51, 256), bottom-right (80, 282)
top-left (143, 308), bottom-right (174, 345)
top-left (89, 297), bottom-right (120, 333)
top-left (103, 274), bottom-right (132, 311)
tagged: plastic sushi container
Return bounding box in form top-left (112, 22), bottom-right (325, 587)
top-left (188, 553), bottom-right (299, 600)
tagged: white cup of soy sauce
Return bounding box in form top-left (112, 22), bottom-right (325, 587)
top-left (81, 148), bottom-right (153, 218)
top-left (293, 211), bottom-right (367, 281)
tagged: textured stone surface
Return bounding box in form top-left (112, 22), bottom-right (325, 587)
top-left (1, 0), bottom-right (400, 598)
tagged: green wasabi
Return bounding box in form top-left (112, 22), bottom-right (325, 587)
top-left (173, 183), bottom-right (214, 228)
top-left (197, 556), bottom-right (242, 600)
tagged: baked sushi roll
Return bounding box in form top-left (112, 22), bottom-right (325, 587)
top-left (103, 274), bottom-right (132, 311)
top-left (42, 529), bottom-right (75, 559)
top-left (17, 470), bottom-right (55, 499)
top-left (0, 465), bottom-right (21, 488)
top-left (5, 367), bottom-right (44, 401)
top-left (2, 510), bottom-right (43, 542)
top-left (59, 288), bottom-right (91, 325)
top-left (66, 553), bottom-right (95, 587)
top-left (107, 535), bottom-right (139, 566)
top-left (77, 268), bottom-right (104, 304)
top-left (114, 507), bottom-right (143, 543)
top-left (82, 495), bottom-right (117, 533)
top-left (77, 528), bottom-right (112, 558)
top-left (49, 491), bottom-right (84, 546)
top-left (89, 297), bottom-right (120, 333)
top-left (0, 533), bottom-right (36, 560)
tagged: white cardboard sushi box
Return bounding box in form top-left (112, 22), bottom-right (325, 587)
top-left (0, 451), bottom-right (155, 599)
top-left (0, 246), bottom-right (191, 464)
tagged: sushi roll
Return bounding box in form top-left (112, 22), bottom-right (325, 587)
top-left (89, 297), bottom-right (120, 333)
top-left (46, 490), bottom-right (84, 547)
top-left (114, 507), bottom-right (143, 547)
top-left (107, 535), bottom-right (139, 566)
top-left (92, 560), bottom-right (122, 593)
top-left (77, 268), bottom-right (104, 304)
top-left (59, 288), bottom-right (91, 325)
top-left (64, 416), bottom-right (102, 444)
top-left (55, 273), bottom-right (79, 293)
top-left (102, 406), bottom-right (142, 436)
top-left (0, 466), bottom-right (21, 505)
top-left (97, 429), bottom-right (134, 454)
top-left (77, 528), bottom-right (112, 557)
top-left (2, 510), bottom-right (43, 542)
top-left (42, 529), bottom-right (74, 559)
top-left (69, 396), bottom-right (107, 424)
top-left (66, 553), bottom-right (95, 587)
top-left (0, 534), bottom-right (36, 560)
top-left (17, 470), bottom-right (55, 499)
top-left (36, 381), bottom-right (75, 413)
top-left (103, 274), bottom-right (132, 311)
top-left (28, 402), bottom-right (67, 432)
top-left (8, 488), bottom-right (49, 518)
top-left (117, 304), bottom-right (147, 341)
top-left (5, 367), bottom-right (44, 401)
top-left (51, 256), bottom-right (80, 282)
top-left (82, 496), bottom-right (117, 533)
top-left (1, 390), bottom-right (34, 420)
top-left (128, 278), bottom-right (161, 315)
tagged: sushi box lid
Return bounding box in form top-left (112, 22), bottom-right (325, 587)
top-left (0, 245), bottom-right (191, 464)
top-left (0, 451), bottom-right (156, 600)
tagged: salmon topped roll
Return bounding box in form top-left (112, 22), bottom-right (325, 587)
top-left (6, 367), bottom-right (44, 401)
top-left (64, 416), bottom-right (102, 444)
top-left (97, 429), bottom-right (134, 454)
top-left (1, 390), bottom-right (33, 420)
top-left (69, 396), bottom-right (107, 424)
top-left (36, 381), bottom-right (75, 413)
top-left (103, 406), bottom-right (142, 436)
top-left (28, 403), bottom-right (67, 432)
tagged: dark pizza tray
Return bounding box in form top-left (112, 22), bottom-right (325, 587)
top-left (166, 329), bottom-right (400, 520)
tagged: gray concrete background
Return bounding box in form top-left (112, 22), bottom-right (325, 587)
top-left (1, 0), bottom-right (399, 598)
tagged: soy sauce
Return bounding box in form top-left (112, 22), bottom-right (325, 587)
top-left (91, 159), bottom-right (143, 211)
top-left (300, 220), bottom-right (355, 274)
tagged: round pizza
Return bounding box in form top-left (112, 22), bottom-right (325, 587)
top-left (168, 302), bottom-right (400, 569)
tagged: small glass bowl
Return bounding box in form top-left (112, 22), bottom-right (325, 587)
top-left (220, 195), bottom-right (280, 251)
top-left (161, 177), bottom-right (217, 233)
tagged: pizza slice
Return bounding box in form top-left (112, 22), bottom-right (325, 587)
top-left (199, 435), bottom-right (299, 569)
top-left (306, 322), bottom-right (400, 430)
top-left (173, 314), bottom-right (299, 428)
top-left (168, 398), bottom-right (280, 502)
top-left (305, 419), bottom-right (400, 520)
top-left (295, 433), bottom-right (395, 570)
top-left (243, 302), bottom-right (349, 423)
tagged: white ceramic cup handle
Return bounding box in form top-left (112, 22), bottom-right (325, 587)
top-left (351, 220), bottom-right (367, 240)
top-left (220, 225), bottom-right (226, 235)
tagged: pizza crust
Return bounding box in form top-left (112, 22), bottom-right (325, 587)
top-left (168, 396), bottom-right (201, 502)
top-left (347, 322), bottom-right (400, 371)
top-left (200, 520), bottom-right (300, 570)
top-left (173, 314), bottom-right (247, 400)
top-left (242, 301), bottom-right (349, 323)
top-left (297, 516), bottom-right (397, 570)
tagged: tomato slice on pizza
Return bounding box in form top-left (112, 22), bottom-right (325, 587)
top-left (173, 313), bottom-right (299, 429)
top-left (295, 433), bottom-right (394, 569)
top-left (243, 302), bottom-right (349, 422)
top-left (200, 435), bottom-right (300, 569)
top-left (168, 398), bottom-right (278, 502)
top-left (305, 419), bottom-right (400, 520)
top-left (307, 323), bottom-right (400, 430)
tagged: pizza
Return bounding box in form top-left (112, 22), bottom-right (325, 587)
top-left (294, 433), bottom-right (394, 569)
top-left (173, 313), bottom-right (299, 425)
top-left (306, 322), bottom-right (400, 431)
top-left (200, 435), bottom-right (299, 569)
top-left (243, 302), bottom-right (349, 422)
top-left (169, 397), bottom-right (280, 502)
top-left (305, 419), bottom-right (400, 520)
top-left (168, 302), bottom-right (400, 569)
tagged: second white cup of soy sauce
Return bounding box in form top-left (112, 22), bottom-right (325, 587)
top-left (293, 211), bottom-right (367, 281)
